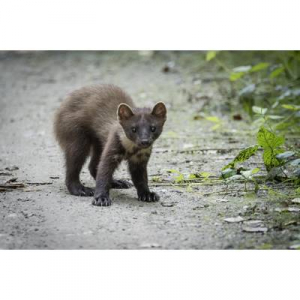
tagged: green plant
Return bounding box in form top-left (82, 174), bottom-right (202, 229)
top-left (221, 125), bottom-right (300, 190)
top-left (206, 51), bottom-right (300, 192)
top-left (206, 51), bottom-right (300, 132)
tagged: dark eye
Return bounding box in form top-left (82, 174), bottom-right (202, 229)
top-left (132, 127), bottom-right (137, 133)
top-left (150, 126), bottom-right (156, 132)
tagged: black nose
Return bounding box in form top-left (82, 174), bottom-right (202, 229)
top-left (141, 140), bottom-right (150, 146)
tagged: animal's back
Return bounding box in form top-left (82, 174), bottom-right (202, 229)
top-left (54, 84), bottom-right (135, 149)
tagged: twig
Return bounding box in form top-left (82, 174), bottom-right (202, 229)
top-left (154, 147), bottom-right (262, 154)
top-left (26, 182), bottom-right (53, 186)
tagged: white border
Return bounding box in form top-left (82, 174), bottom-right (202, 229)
top-left (1, 1), bottom-right (299, 299)
top-left (0, 0), bottom-right (300, 50)
top-left (0, 251), bottom-right (299, 300)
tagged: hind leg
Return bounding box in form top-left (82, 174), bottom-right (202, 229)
top-left (111, 179), bottom-right (133, 189)
top-left (65, 137), bottom-right (94, 196)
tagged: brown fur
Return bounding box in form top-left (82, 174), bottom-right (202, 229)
top-left (54, 84), bottom-right (166, 206)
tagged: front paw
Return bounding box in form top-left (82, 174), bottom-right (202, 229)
top-left (138, 191), bottom-right (159, 202)
top-left (92, 193), bottom-right (112, 206)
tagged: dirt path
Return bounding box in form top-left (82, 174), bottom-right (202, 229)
top-left (0, 51), bottom-right (299, 249)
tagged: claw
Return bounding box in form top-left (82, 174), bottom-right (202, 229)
top-left (138, 191), bottom-right (159, 202)
top-left (92, 194), bottom-right (112, 206)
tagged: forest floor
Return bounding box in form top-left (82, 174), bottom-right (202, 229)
top-left (1, 51), bottom-right (299, 249)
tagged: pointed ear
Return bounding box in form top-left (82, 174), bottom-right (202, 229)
top-left (117, 103), bottom-right (134, 121)
top-left (151, 102), bottom-right (167, 119)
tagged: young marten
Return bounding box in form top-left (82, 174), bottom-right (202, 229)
top-left (54, 84), bottom-right (167, 206)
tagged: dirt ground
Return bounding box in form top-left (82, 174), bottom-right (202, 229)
top-left (1, 51), bottom-right (299, 249)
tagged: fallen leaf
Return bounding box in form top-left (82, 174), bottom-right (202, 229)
top-left (291, 198), bottom-right (300, 204)
top-left (0, 182), bottom-right (25, 191)
top-left (138, 51), bottom-right (154, 58)
top-left (224, 216), bottom-right (244, 223)
top-left (243, 220), bottom-right (264, 227)
top-left (183, 143), bottom-right (194, 149)
top-left (5, 166), bottom-right (19, 171)
top-left (23, 188), bottom-right (42, 192)
top-left (5, 177), bottom-right (17, 184)
top-left (284, 220), bottom-right (298, 226)
top-left (243, 227), bottom-right (268, 232)
top-left (242, 220), bottom-right (268, 232)
top-left (0, 172), bottom-right (13, 176)
top-left (275, 207), bottom-right (300, 213)
top-left (289, 244), bottom-right (300, 250)
top-left (287, 207), bottom-right (300, 212)
top-left (161, 202), bottom-right (176, 207)
top-left (216, 198), bottom-right (229, 202)
top-left (193, 205), bottom-right (205, 210)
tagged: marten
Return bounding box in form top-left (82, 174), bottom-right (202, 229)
top-left (54, 84), bottom-right (167, 206)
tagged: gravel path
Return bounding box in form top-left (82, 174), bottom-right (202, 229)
top-left (1, 51), bottom-right (299, 249)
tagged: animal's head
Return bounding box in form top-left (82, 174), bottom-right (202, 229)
top-left (117, 102), bottom-right (167, 149)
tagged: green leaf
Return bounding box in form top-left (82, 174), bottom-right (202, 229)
top-left (278, 90), bottom-right (291, 100)
top-left (282, 104), bottom-right (300, 111)
top-left (256, 127), bottom-right (285, 171)
top-left (200, 172), bottom-right (211, 180)
top-left (206, 51), bottom-right (217, 61)
top-left (221, 168), bottom-right (237, 179)
top-left (270, 66), bottom-right (285, 78)
top-left (250, 62), bottom-right (269, 72)
top-left (151, 176), bottom-right (162, 183)
top-left (232, 66), bottom-right (251, 73)
top-left (205, 116), bottom-right (221, 123)
top-left (275, 122), bottom-right (294, 130)
top-left (222, 145), bottom-right (259, 170)
top-left (252, 117), bottom-right (266, 128)
top-left (263, 148), bottom-right (282, 171)
top-left (272, 101), bottom-right (279, 109)
top-left (252, 106), bottom-right (268, 115)
top-left (258, 243), bottom-right (273, 250)
top-left (168, 169), bottom-right (185, 183)
top-left (257, 126), bottom-right (285, 149)
top-left (241, 168), bottom-right (260, 179)
top-left (211, 123), bottom-right (221, 131)
top-left (239, 84), bottom-right (256, 96)
top-left (186, 184), bottom-right (194, 192)
top-left (251, 168), bottom-right (260, 174)
top-left (188, 174), bottom-right (197, 179)
top-left (230, 72), bottom-right (245, 82)
top-left (175, 173), bottom-right (185, 183)
top-left (268, 115), bottom-right (284, 120)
